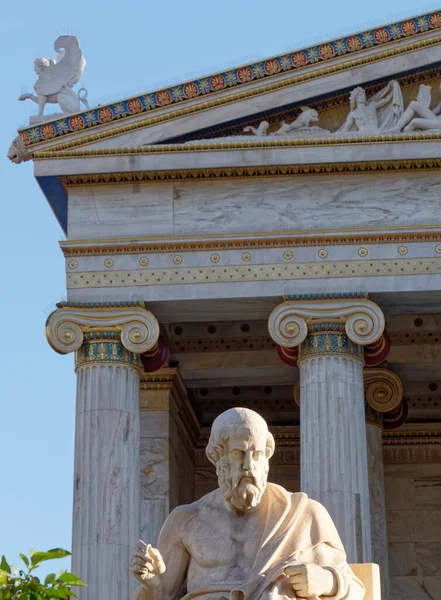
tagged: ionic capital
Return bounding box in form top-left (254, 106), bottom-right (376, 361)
top-left (293, 367), bottom-right (404, 416)
top-left (268, 298), bottom-right (385, 348)
top-left (364, 368), bottom-right (404, 413)
top-left (46, 302), bottom-right (160, 356)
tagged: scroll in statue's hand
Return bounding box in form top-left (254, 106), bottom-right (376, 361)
top-left (284, 563), bottom-right (336, 598)
top-left (131, 541), bottom-right (166, 589)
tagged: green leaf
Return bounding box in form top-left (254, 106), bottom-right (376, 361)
top-left (20, 553), bottom-right (30, 567)
top-left (31, 548), bottom-right (70, 567)
top-left (0, 556), bottom-right (11, 574)
top-left (58, 572), bottom-right (87, 587)
top-left (45, 573), bottom-right (57, 585)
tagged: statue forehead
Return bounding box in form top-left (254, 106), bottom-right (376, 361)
top-left (211, 407), bottom-right (269, 438)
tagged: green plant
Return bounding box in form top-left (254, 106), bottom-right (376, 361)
top-left (0, 548), bottom-right (86, 599)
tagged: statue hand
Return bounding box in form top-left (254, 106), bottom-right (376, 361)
top-left (19, 94), bottom-right (30, 101)
top-left (284, 563), bottom-right (336, 598)
top-left (131, 541), bottom-right (166, 589)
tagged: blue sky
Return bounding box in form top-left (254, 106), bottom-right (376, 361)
top-left (0, 0), bottom-right (438, 580)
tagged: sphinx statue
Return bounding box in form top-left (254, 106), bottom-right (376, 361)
top-left (18, 35), bottom-right (88, 117)
top-left (130, 408), bottom-right (365, 600)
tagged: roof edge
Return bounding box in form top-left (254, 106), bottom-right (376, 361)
top-left (17, 9), bottom-right (441, 147)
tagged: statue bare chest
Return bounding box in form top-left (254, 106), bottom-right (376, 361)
top-left (183, 507), bottom-right (263, 570)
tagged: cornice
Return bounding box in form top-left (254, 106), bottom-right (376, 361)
top-left (55, 159), bottom-right (441, 187)
top-left (60, 229), bottom-right (441, 257)
top-left (38, 133), bottom-right (441, 161)
top-left (26, 33), bottom-right (441, 152)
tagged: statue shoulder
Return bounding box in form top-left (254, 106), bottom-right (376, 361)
top-left (166, 489), bottom-right (220, 523)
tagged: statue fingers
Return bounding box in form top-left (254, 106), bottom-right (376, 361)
top-left (131, 557), bottom-right (150, 571)
top-left (284, 564), bottom-right (306, 576)
top-left (148, 547), bottom-right (166, 574)
top-left (133, 551), bottom-right (153, 562)
top-left (137, 540), bottom-right (149, 554)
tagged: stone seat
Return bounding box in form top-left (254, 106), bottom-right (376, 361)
top-left (350, 563), bottom-right (381, 600)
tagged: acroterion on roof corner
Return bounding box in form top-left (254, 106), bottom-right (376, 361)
top-left (18, 9), bottom-right (441, 147)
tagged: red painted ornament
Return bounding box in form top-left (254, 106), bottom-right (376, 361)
top-left (276, 344), bottom-right (298, 367)
top-left (141, 336), bottom-right (169, 373)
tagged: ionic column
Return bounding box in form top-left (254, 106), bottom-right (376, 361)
top-left (364, 369), bottom-right (404, 600)
top-left (269, 296), bottom-right (385, 563)
top-left (46, 301), bottom-right (160, 600)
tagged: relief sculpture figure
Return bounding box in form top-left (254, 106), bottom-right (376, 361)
top-left (19, 35), bottom-right (88, 116)
top-left (130, 408), bottom-right (365, 600)
top-left (394, 83), bottom-right (441, 131)
top-left (338, 80), bottom-right (403, 133)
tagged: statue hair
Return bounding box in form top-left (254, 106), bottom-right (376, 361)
top-left (206, 407), bottom-right (275, 467)
top-left (349, 86), bottom-right (366, 110)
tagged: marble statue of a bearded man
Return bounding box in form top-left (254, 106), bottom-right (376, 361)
top-left (130, 408), bottom-right (365, 600)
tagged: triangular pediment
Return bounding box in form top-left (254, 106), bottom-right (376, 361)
top-left (14, 8), bottom-right (441, 158)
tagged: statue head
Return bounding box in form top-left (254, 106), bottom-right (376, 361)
top-left (299, 106), bottom-right (319, 126)
top-left (7, 136), bottom-right (31, 165)
top-left (33, 58), bottom-right (53, 74)
top-left (350, 87), bottom-right (367, 110)
top-left (206, 408), bottom-right (275, 512)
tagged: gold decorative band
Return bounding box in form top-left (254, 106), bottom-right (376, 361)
top-left (298, 331), bottom-right (364, 363)
top-left (57, 159), bottom-right (441, 183)
top-left (75, 332), bottom-right (141, 371)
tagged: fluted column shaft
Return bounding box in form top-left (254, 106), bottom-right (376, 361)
top-left (46, 302), bottom-right (161, 600)
top-left (300, 350), bottom-right (371, 563)
top-left (366, 414), bottom-right (390, 599)
top-left (269, 297), bottom-right (386, 564)
top-left (73, 363), bottom-right (140, 600)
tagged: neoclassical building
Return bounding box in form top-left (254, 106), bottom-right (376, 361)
top-left (10, 9), bottom-right (441, 600)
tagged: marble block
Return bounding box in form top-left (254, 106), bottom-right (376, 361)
top-left (350, 564), bottom-right (381, 600)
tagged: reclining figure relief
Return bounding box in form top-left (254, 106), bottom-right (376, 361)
top-left (130, 408), bottom-right (365, 600)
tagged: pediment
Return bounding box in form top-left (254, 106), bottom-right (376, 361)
top-left (14, 8), bottom-right (441, 158)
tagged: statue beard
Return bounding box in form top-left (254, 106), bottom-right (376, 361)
top-left (217, 458), bottom-right (268, 512)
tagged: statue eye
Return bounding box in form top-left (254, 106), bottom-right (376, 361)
top-left (253, 451), bottom-right (263, 460)
top-left (231, 450), bottom-right (243, 459)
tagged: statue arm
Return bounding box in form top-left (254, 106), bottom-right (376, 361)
top-left (340, 113), bottom-right (354, 132)
top-left (131, 507), bottom-right (191, 600)
top-left (297, 500), bottom-right (365, 600)
top-left (433, 100), bottom-right (441, 116)
top-left (312, 544), bottom-right (365, 600)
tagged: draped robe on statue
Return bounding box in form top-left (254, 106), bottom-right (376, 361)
top-left (136, 483), bottom-right (365, 600)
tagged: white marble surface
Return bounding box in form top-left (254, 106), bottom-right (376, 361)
top-left (171, 174), bottom-right (441, 235)
top-left (65, 172), bottom-right (441, 240)
top-left (68, 183), bottom-right (173, 240)
top-left (139, 408), bottom-right (195, 553)
top-left (72, 364), bottom-right (140, 600)
top-left (300, 355), bottom-right (372, 564)
top-left (366, 423), bottom-right (390, 599)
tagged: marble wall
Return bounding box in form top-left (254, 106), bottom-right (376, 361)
top-left (67, 172), bottom-right (441, 240)
top-left (385, 463), bottom-right (441, 600)
top-left (140, 410), bottom-right (195, 545)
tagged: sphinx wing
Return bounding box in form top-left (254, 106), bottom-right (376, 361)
top-left (34, 36), bottom-right (84, 96)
